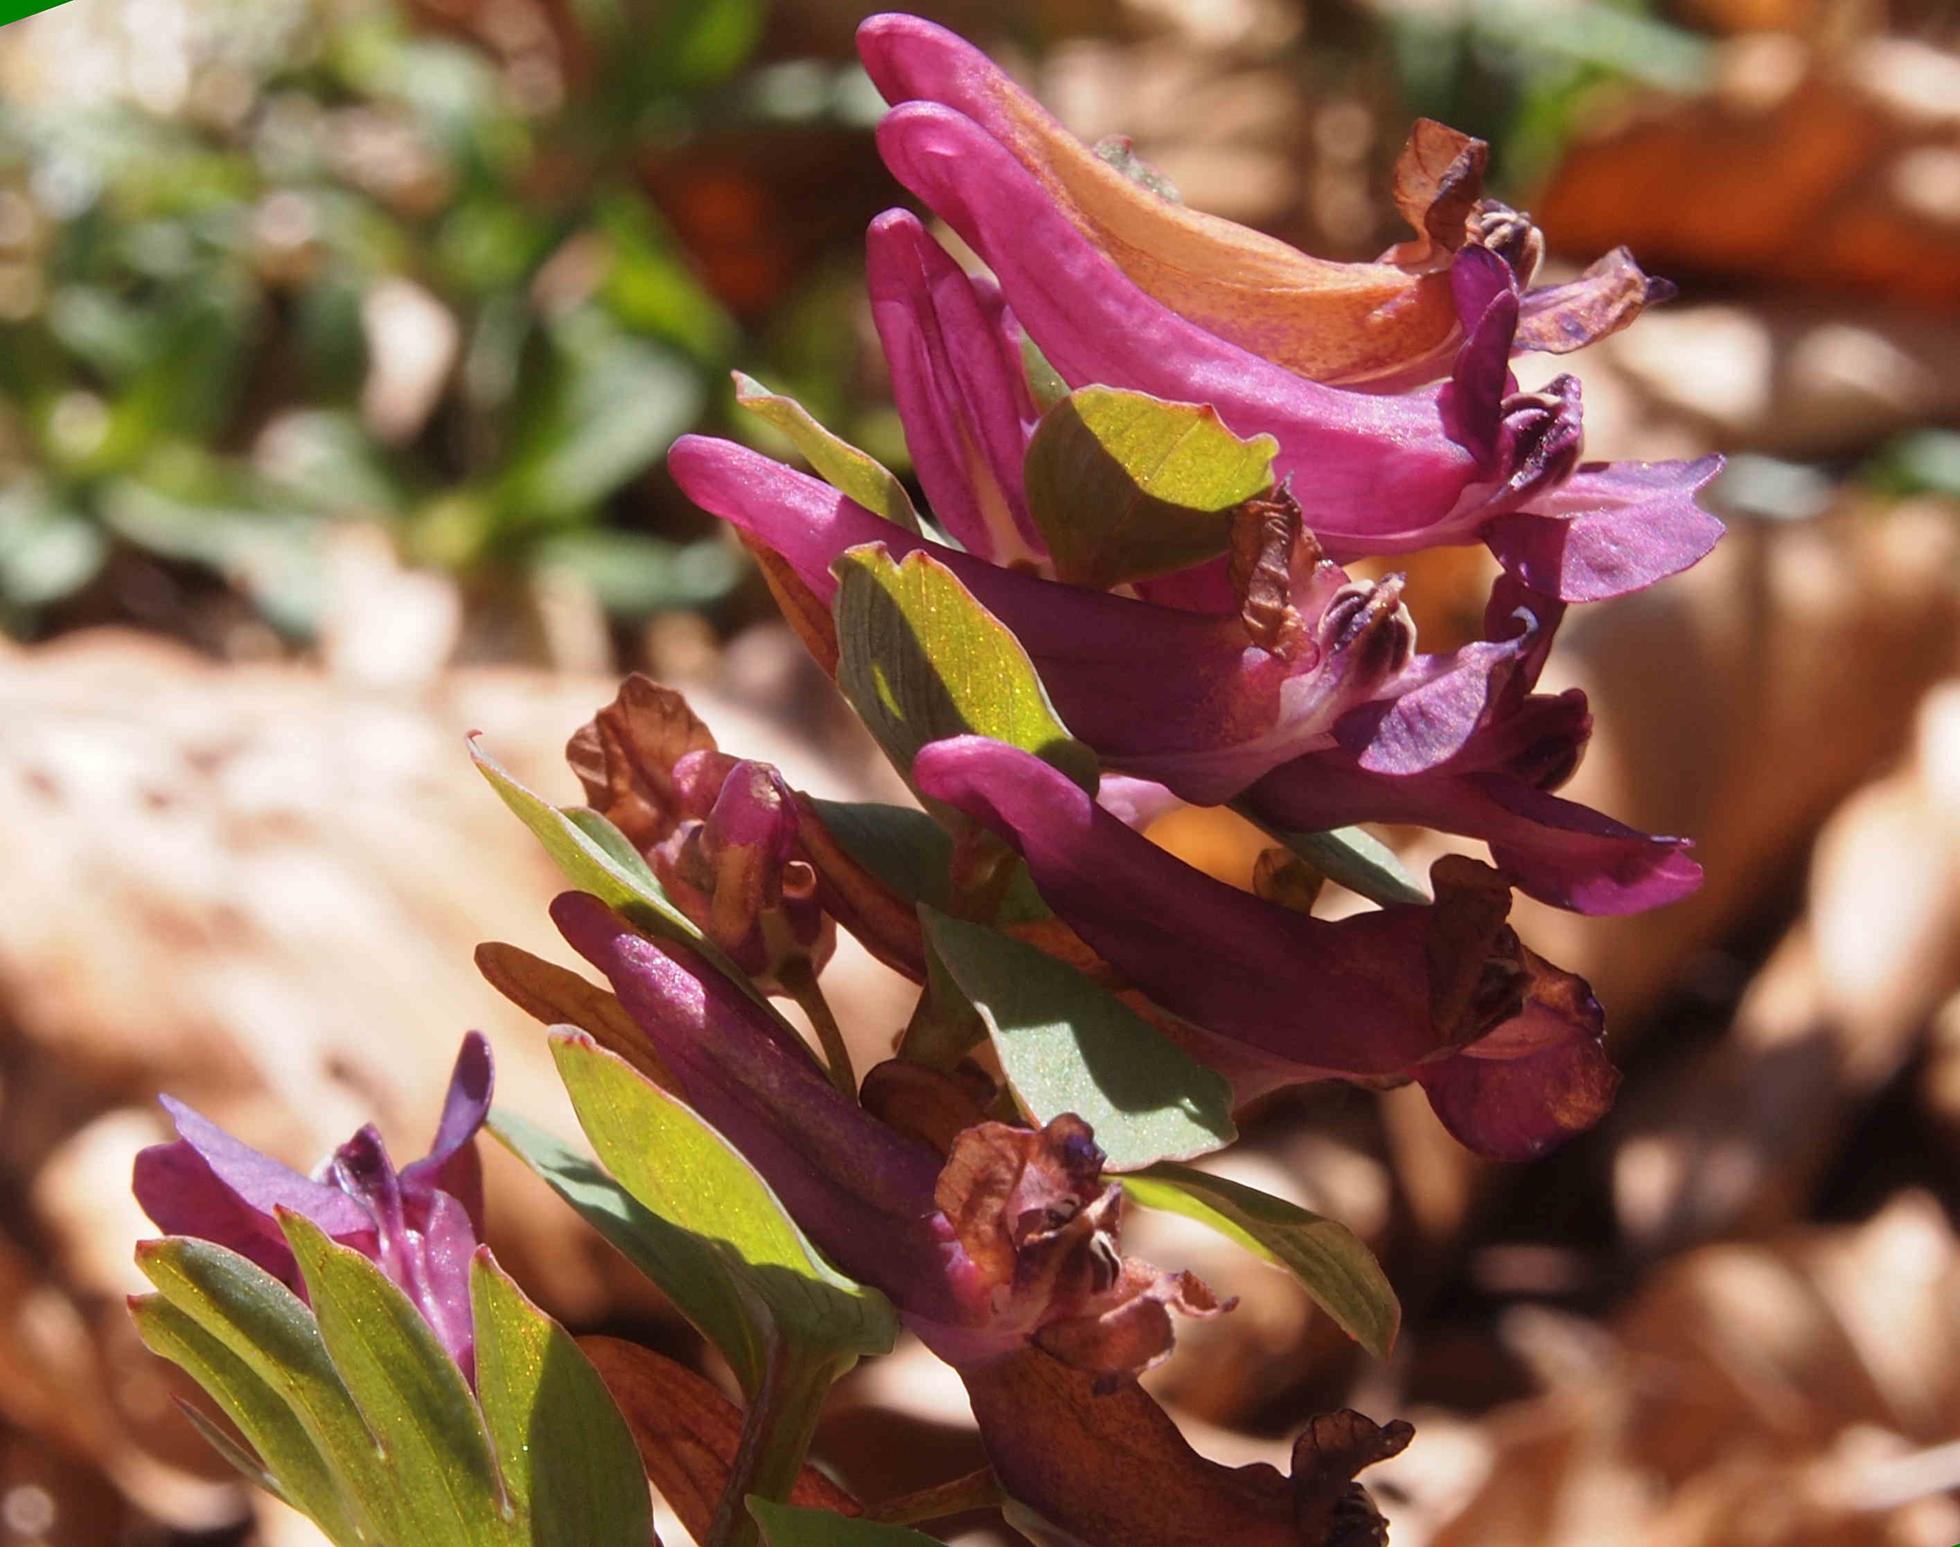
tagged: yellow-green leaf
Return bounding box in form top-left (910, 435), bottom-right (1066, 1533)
top-left (1023, 386), bottom-right (1276, 588)
top-left (735, 372), bottom-right (920, 533)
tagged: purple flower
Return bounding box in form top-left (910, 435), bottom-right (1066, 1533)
top-left (550, 891), bottom-right (1220, 1387)
top-left (568, 676), bottom-right (835, 989)
top-left (855, 14), bottom-right (1724, 600)
top-left (913, 737), bottom-right (1618, 1160)
top-left (859, 13), bottom-right (1658, 391)
top-left (1254, 575), bottom-right (1702, 915)
top-left (667, 439), bottom-right (1693, 911)
top-left (554, 892), bottom-right (1411, 1543)
top-left (134, 1033), bottom-right (492, 1376)
top-left (668, 440), bottom-right (1413, 805)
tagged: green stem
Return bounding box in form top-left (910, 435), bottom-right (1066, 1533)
top-left (706, 1346), bottom-right (840, 1547)
top-left (781, 962), bottom-right (857, 1098)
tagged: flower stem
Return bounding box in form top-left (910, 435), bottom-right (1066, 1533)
top-left (781, 961), bottom-right (857, 1098)
top-left (706, 1345), bottom-right (841, 1547)
top-left (866, 1467), bottom-right (1003, 1526)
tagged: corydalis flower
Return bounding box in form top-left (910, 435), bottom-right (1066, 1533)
top-left (550, 892), bottom-right (1405, 1544)
top-left (133, 1033), bottom-right (492, 1374)
top-left (669, 443), bottom-right (1415, 805)
top-left (569, 676), bottom-right (833, 988)
top-left (859, 11), bottom-right (1656, 391)
top-left (913, 738), bottom-right (1618, 1160)
top-left (856, 14), bottom-right (1723, 601)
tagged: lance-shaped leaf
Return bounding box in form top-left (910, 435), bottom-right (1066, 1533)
top-left (279, 1212), bottom-right (509, 1547)
top-left (473, 737), bottom-right (791, 1022)
top-left (1023, 387), bottom-right (1276, 589)
top-left (129, 1294), bottom-right (362, 1545)
top-left (476, 941), bottom-right (678, 1090)
top-left (135, 1237), bottom-right (428, 1546)
top-left (552, 1034), bottom-right (897, 1375)
top-left (735, 372), bottom-right (921, 534)
top-left (921, 908), bottom-right (1235, 1170)
top-left (751, 1499), bottom-right (943, 1546)
top-left (470, 1251), bottom-right (652, 1547)
top-left (489, 1108), bottom-right (770, 1397)
top-left (833, 545), bottom-right (1097, 799)
top-left (1119, 1165), bottom-right (1399, 1359)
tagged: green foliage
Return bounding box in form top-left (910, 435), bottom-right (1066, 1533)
top-left (0, 0), bottom-right (774, 635)
top-left (1121, 1164), bottom-right (1400, 1359)
top-left (735, 373), bottom-right (921, 533)
top-left (132, 1231), bottom-right (650, 1547)
top-left (550, 1034), bottom-right (896, 1380)
top-left (1022, 386), bottom-right (1276, 589)
top-left (833, 546), bottom-right (1098, 801)
top-left (922, 909), bottom-right (1236, 1171)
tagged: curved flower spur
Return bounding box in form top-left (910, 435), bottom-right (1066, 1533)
top-left (856, 12), bottom-right (1724, 603)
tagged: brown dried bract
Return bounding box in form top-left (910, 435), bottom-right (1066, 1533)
top-left (566, 674), bottom-right (719, 852)
top-left (1230, 487), bottom-right (1310, 656)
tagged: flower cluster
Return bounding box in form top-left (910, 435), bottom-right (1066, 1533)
top-left (130, 17), bottom-right (1718, 1547)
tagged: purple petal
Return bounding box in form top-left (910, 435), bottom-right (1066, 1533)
top-left (1484, 456), bottom-right (1725, 602)
top-left (1244, 757), bottom-right (1701, 916)
top-left (1416, 956), bottom-right (1617, 1160)
top-left (146, 1097), bottom-right (372, 1237)
top-left (408, 1188), bottom-right (482, 1378)
top-left (913, 737), bottom-right (1481, 1076)
top-left (1515, 247), bottom-right (1673, 356)
top-left (867, 210), bottom-right (1044, 565)
top-left (400, 1031), bottom-right (492, 1231)
top-left (1437, 248), bottom-right (1521, 469)
top-left (133, 1138), bottom-right (314, 1288)
top-left (1333, 577), bottom-right (1562, 776)
top-left (871, 105), bottom-right (1488, 549)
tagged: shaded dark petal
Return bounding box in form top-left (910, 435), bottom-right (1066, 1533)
top-left (1437, 247), bottom-right (1521, 469)
top-left (549, 893), bottom-right (963, 1325)
top-left (1244, 756), bottom-right (1701, 916)
top-left (913, 737), bottom-right (1491, 1076)
top-left (1415, 952), bottom-right (1618, 1160)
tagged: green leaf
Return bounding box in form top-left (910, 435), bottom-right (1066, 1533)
top-left (921, 909), bottom-right (1236, 1171)
top-left (806, 799), bottom-right (1047, 924)
top-left (472, 738), bottom-right (699, 941)
top-left (833, 546), bottom-right (1097, 798)
top-left (1022, 386), bottom-right (1277, 589)
top-left (750, 1498), bottom-right (944, 1546)
top-left (471, 1251), bottom-right (652, 1547)
top-left (735, 372), bottom-right (920, 534)
top-left (130, 1293), bottom-right (363, 1546)
top-left (552, 1034), bottom-right (897, 1371)
top-left (488, 1108), bottom-right (767, 1399)
top-left (1120, 1164), bottom-right (1400, 1359)
top-left (135, 1238), bottom-right (407, 1543)
top-left (279, 1213), bottom-right (508, 1547)
top-left (1253, 823), bottom-right (1431, 908)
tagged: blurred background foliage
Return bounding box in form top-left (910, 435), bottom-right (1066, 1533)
top-left (7, 0), bottom-right (1948, 658)
top-left (3, 0), bottom-right (1960, 1544)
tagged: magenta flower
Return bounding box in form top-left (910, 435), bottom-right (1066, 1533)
top-left (669, 440), bottom-right (1414, 805)
top-left (133, 1033), bottom-right (492, 1375)
top-left (913, 737), bottom-right (1618, 1160)
top-left (668, 439), bottom-right (1693, 912)
top-left (856, 13), bottom-right (1724, 601)
top-left (550, 891), bottom-right (1218, 1385)
top-left (1250, 576), bottom-right (1702, 915)
top-left (551, 892), bottom-right (1410, 1542)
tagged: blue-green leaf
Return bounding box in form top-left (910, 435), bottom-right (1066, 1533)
top-left (920, 909), bottom-right (1235, 1171)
